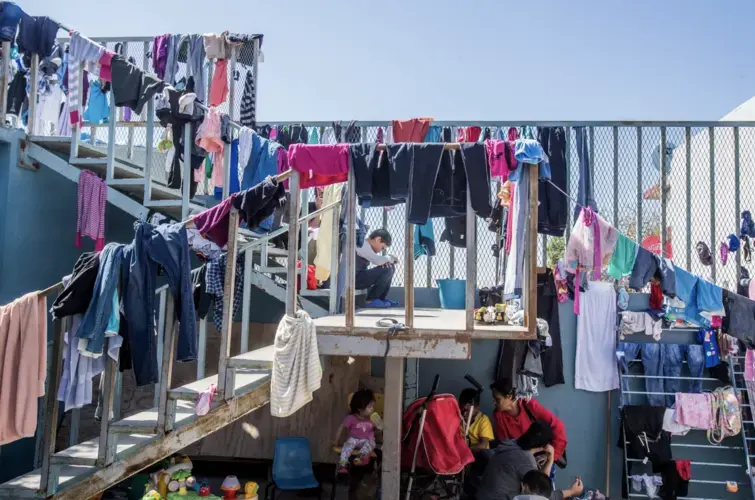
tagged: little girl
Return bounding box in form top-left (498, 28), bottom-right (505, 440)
top-left (335, 389), bottom-right (376, 473)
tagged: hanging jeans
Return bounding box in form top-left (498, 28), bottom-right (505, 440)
top-left (573, 127), bottom-right (597, 223)
top-left (537, 127), bottom-right (568, 236)
top-left (662, 344), bottom-right (705, 407)
top-left (618, 342), bottom-right (664, 407)
top-left (355, 266), bottom-right (395, 301)
top-left (122, 221), bottom-right (196, 386)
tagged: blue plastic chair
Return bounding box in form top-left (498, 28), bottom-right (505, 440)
top-left (266, 437), bottom-right (321, 499)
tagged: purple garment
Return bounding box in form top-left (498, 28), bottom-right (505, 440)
top-left (152, 34), bottom-right (169, 79)
top-left (192, 195), bottom-right (236, 247)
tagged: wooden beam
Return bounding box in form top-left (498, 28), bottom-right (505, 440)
top-left (526, 163), bottom-right (539, 337)
top-left (156, 295), bottom-right (177, 434)
top-left (382, 357), bottom-right (404, 500)
top-left (345, 168), bottom-right (357, 327)
top-left (52, 382), bottom-right (272, 500)
top-left (218, 208), bottom-right (241, 400)
top-left (39, 317), bottom-right (67, 497)
top-left (465, 185), bottom-right (476, 331)
top-left (317, 334), bottom-right (471, 359)
top-left (285, 173), bottom-right (301, 316)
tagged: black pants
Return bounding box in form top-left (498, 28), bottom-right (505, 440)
top-left (355, 266), bottom-right (395, 301)
top-left (539, 270), bottom-right (565, 386)
top-left (537, 127), bottom-right (568, 236)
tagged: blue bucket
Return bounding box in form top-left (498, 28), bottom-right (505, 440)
top-left (437, 279), bottom-right (466, 309)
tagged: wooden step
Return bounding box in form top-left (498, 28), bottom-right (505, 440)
top-left (169, 369), bottom-right (270, 401)
top-left (258, 266), bottom-right (287, 275)
top-left (227, 345), bottom-right (274, 369)
top-left (51, 434), bottom-right (155, 467)
top-left (109, 401), bottom-right (196, 435)
top-left (0, 465), bottom-right (95, 498)
top-left (300, 288), bottom-right (367, 297)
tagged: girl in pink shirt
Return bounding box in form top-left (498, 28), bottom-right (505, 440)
top-left (335, 389), bottom-right (377, 473)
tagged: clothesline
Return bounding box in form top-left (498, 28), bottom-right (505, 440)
top-left (543, 177), bottom-right (733, 297)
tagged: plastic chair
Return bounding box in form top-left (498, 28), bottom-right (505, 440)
top-left (266, 437), bottom-right (321, 500)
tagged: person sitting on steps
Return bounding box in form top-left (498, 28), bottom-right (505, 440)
top-left (355, 229), bottom-right (398, 308)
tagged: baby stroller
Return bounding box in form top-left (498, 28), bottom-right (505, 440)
top-left (401, 376), bottom-right (474, 500)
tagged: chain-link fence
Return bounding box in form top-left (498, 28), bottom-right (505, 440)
top-left (284, 122), bottom-right (755, 290)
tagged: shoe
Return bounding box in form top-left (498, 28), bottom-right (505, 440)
top-left (365, 299), bottom-right (392, 309)
top-left (338, 467), bottom-right (348, 475)
top-left (384, 299), bottom-right (399, 307)
top-left (360, 455), bottom-right (371, 466)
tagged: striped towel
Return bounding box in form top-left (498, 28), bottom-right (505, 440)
top-left (76, 170), bottom-right (107, 251)
top-left (68, 32), bottom-right (103, 126)
top-left (271, 310), bottom-right (322, 418)
top-left (239, 70), bottom-right (256, 129)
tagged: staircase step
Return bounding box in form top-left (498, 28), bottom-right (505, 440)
top-left (169, 369), bottom-right (270, 401)
top-left (259, 266), bottom-right (287, 275)
top-left (300, 288), bottom-right (367, 297)
top-left (0, 465), bottom-right (96, 498)
top-left (109, 401), bottom-right (196, 435)
top-left (227, 345), bottom-right (274, 369)
top-left (70, 157), bottom-right (108, 166)
top-left (108, 178), bottom-right (145, 187)
top-left (51, 434), bottom-right (155, 467)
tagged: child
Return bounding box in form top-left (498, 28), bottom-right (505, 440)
top-left (335, 389), bottom-right (376, 473)
top-left (514, 470), bottom-right (554, 500)
top-left (459, 388), bottom-right (494, 451)
top-left (355, 229), bottom-right (399, 308)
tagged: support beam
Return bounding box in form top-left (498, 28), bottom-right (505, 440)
top-left (526, 163), bottom-right (538, 337)
top-left (218, 209), bottom-right (241, 400)
top-left (382, 357), bottom-right (404, 500)
top-left (40, 316), bottom-right (67, 497)
top-left (465, 187), bottom-right (476, 331)
top-left (240, 248), bottom-right (253, 353)
top-left (156, 295), bottom-right (176, 434)
top-left (345, 169), bottom-right (357, 327)
top-left (286, 173), bottom-right (301, 316)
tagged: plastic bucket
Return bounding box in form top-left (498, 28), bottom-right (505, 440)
top-left (437, 279), bottom-right (466, 310)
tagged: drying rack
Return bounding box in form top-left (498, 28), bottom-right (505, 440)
top-left (617, 320), bottom-right (753, 500)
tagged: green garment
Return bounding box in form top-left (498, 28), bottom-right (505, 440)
top-left (608, 233), bottom-right (638, 279)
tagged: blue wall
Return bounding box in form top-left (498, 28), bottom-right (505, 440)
top-left (0, 131), bottom-right (137, 482)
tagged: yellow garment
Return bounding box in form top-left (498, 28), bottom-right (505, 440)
top-left (467, 412), bottom-right (494, 446)
top-left (314, 182), bottom-right (344, 281)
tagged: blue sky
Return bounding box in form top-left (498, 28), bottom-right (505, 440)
top-left (21, 0), bottom-right (755, 121)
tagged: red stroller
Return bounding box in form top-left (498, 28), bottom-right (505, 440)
top-left (401, 376), bottom-right (474, 500)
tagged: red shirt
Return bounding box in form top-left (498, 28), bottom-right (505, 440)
top-left (493, 398), bottom-right (567, 460)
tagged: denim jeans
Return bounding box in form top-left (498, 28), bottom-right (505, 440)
top-left (662, 344), bottom-right (704, 407)
top-left (618, 342), bottom-right (664, 407)
top-left (573, 127), bottom-right (597, 222)
top-left (122, 221), bottom-right (196, 386)
top-left (355, 266), bottom-right (395, 301)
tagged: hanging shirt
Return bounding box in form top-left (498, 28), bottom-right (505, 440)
top-left (697, 328), bottom-right (721, 368)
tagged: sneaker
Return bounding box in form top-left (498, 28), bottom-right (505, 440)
top-left (365, 299), bottom-right (392, 309)
top-left (338, 467), bottom-right (348, 475)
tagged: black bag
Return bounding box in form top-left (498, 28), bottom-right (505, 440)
top-left (522, 400), bottom-right (568, 469)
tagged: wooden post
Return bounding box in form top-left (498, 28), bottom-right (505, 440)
top-left (345, 168), bottom-right (357, 328)
top-left (329, 199), bottom-right (341, 314)
top-left (27, 53), bottom-right (39, 134)
top-left (218, 208), bottom-right (241, 400)
top-left (157, 294), bottom-right (177, 434)
top-left (404, 219), bottom-right (414, 330)
top-left (382, 357), bottom-right (405, 500)
top-left (40, 316), bottom-right (67, 496)
top-left (0, 41), bottom-right (10, 127)
top-left (96, 357), bottom-right (118, 466)
top-left (286, 173), bottom-right (301, 317)
top-left (526, 163), bottom-right (539, 337)
top-left (465, 188), bottom-right (476, 331)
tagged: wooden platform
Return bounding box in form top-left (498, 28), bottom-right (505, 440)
top-left (313, 307), bottom-right (533, 359)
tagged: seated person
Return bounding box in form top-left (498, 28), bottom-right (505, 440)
top-left (355, 229), bottom-right (398, 308)
top-left (514, 470), bottom-right (554, 500)
top-left (459, 388), bottom-right (494, 451)
top-left (477, 422), bottom-right (582, 500)
top-left (490, 379), bottom-right (567, 463)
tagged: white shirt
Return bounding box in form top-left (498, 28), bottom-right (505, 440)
top-left (356, 241), bottom-right (394, 267)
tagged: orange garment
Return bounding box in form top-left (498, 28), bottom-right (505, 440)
top-left (0, 293), bottom-right (47, 445)
top-left (209, 59), bottom-right (229, 107)
top-left (391, 118), bottom-right (433, 142)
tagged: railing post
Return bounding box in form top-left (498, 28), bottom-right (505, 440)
top-left (660, 127), bottom-right (667, 258)
top-left (222, 131), bottom-right (232, 199)
top-left (685, 127), bottom-right (692, 270)
top-left (240, 248), bottom-right (253, 353)
top-left (182, 122), bottom-right (192, 220)
top-left (404, 217), bottom-right (414, 330)
top-left (27, 53), bottom-right (39, 134)
top-left (0, 41), bottom-right (10, 127)
top-left (144, 99), bottom-right (154, 204)
top-left (613, 126), bottom-right (619, 227)
top-left (70, 62), bottom-right (84, 161)
top-left (154, 289), bottom-right (166, 407)
top-left (344, 169), bottom-right (356, 328)
top-left (286, 172), bottom-right (302, 316)
top-left (709, 127), bottom-right (716, 283)
top-left (105, 97), bottom-right (117, 183)
top-left (635, 127), bottom-right (643, 244)
top-left (525, 163), bottom-right (539, 337)
top-left (228, 45), bottom-right (238, 120)
top-left (464, 186), bottom-right (476, 331)
top-left (329, 200), bottom-right (341, 314)
top-left (96, 356), bottom-right (118, 466)
top-left (734, 127), bottom-right (741, 276)
top-left (564, 126), bottom-right (572, 241)
top-left (40, 316), bottom-right (66, 497)
top-left (197, 318), bottom-right (207, 380)
top-left (218, 208), bottom-right (241, 400)
top-left (157, 293), bottom-right (177, 434)
top-left (299, 188), bottom-right (310, 290)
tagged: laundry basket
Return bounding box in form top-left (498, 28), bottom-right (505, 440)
top-left (437, 279), bottom-right (466, 310)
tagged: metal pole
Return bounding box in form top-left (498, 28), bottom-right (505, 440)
top-left (218, 208), bottom-right (241, 400)
top-left (222, 136), bottom-right (232, 199)
top-left (300, 188), bottom-right (310, 290)
top-left (685, 127), bottom-right (692, 270)
top-left (735, 127), bottom-right (742, 276)
top-left (182, 123), bottom-right (192, 220)
top-left (197, 318), bottom-right (207, 380)
top-left (228, 46), bottom-right (238, 121)
top-left (613, 126), bottom-right (619, 226)
top-left (0, 41), bottom-right (10, 127)
top-left (154, 289), bottom-right (166, 407)
top-left (329, 200), bottom-right (341, 314)
top-left (40, 317), bottom-right (67, 497)
top-left (636, 127), bottom-right (643, 242)
top-left (27, 53), bottom-right (39, 134)
top-left (240, 249), bottom-right (253, 353)
top-left (251, 37), bottom-right (260, 126)
top-left (286, 172), bottom-right (301, 316)
top-left (465, 190), bottom-right (476, 331)
top-left (565, 126), bottom-right (572, 241)
top-left (526, 164), bottom-right (538, 337)
top-left (660, 127), bottom-right (667, 257)
top-left (709, 127), bottom-right (716, 283)
top-left (105, 96), bottom-right (117, 183)
top-left (405, 219), bottom-right (414, 329)
top-left (143, 99), bottom-right (154, 204)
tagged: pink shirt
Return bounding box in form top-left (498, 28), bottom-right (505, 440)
top-left (344, 414), bottom-right (375, 441)
top-left (288, 144), bottom-right (349, 188)
top-left (485, 140), bottom-right (517, 179)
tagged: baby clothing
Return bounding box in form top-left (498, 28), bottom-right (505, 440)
top-left (675, 392), bottom-right (713, 429)
top-left (619, 311), bottom-right (662, 341)
top-left (697, 328), bottom-right (720, 368)
top-left (339, 414), bottom-right (376, 466)
top-left (662, 408), bottom-right (691, 436)
top-left (608, 233), bottom-right (638, 280)
top-left (630, 474), bottom-right (663, 498)
top-left (196, 107), bottom-right (224, 154)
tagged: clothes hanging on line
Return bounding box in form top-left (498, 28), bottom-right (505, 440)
top-left (82, 79), bottom-right (109, 124)
top-left (573, 126), bottom-right (597, 222)
top-left (206, 251), bottom-right (244, 332)
top-left (391, 118), bottom-right (432, 142)
top-left (0, 1), bottom-right (23, 42)
top-left (110, 55), bottom-right (167, 114)
top-left (314, 182), bottom-right (344, 281)
top-left (575, 281), bottom-right (618, 392)
top-left (239, 70), bottom-right (256, 128)
top-left (68, 32), bottom-right (104, 125)
top-left (503, 164), bottom-right (531, 299)
top-left (537, 127), bottom-right (568, 237)
top-left (413, 220), bottom-right (435, 260)
top-left (287, 144), bottom-right (349, 188)
top-left (0, 292), bottom-right (47, 446)
top-left (16, 14), bottom-right (58, 58)
top-left (52, 252), bottom-right (100, 318)
top-left (619, 405), bottom-right (671, 468)
top-left (76, 169), bottom-right (107, 251)
top-left (6, 69), bottom-right (27, 116)
top-left (209, 58), bottom-right (228, 106)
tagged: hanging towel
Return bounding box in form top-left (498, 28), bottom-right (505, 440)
top-left (288, 144), bottom-right (349, 188)
top-left (0, 292), bottom-right (47, 445)
top-left (314, 182), bottom-right (345, 281)
top-left (68, 31), bottom-right (104, 125)
top-left (239, 70), bottom-right (256, 128)
top-left (76, 169), bottom-right (107, 251)
top-left (271, 310), bottom-right (322, 417)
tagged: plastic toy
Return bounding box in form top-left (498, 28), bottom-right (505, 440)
top-left (141, 490), bottom-right (161, 500)
top-left (220, 475), bottom-right (240, 499)
top-left (243, 481), bottom-right (259, 499)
